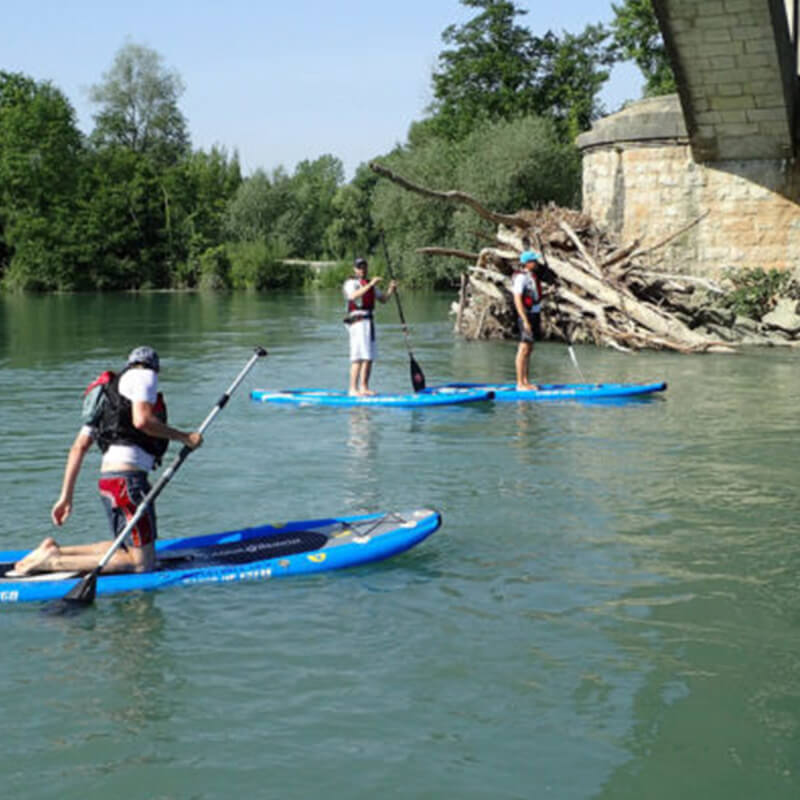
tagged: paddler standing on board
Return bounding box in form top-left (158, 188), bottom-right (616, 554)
top-left (343, 257), bottom-right (396, 396)
top-left (512, 250), bottom-right (544, 391)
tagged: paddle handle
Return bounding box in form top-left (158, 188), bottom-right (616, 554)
top-left (92, 346), bottom-right (267, 574)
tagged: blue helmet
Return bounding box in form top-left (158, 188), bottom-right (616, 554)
top-left (127, 346), bottom-right (160, 373)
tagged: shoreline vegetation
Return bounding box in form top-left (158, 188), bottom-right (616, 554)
top-left (2, 4), bottom-right (648, 297)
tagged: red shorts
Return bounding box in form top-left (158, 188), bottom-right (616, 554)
top-left (98, 471), bottom-right (157, 548)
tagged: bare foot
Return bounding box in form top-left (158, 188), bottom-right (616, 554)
top-left (13, 539), bottom-right (58, 576)
top-left (516, 383), bottom-right (536, 392)
top-left (359, 389), bottom-right (377, 396)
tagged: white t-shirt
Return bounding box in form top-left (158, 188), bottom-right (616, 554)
top-left (82, 368), bottom-right (160, 471)
top-left (512, 271), bottom-right (542, 313)
top-left (343, 278), bottom-right (384, 315)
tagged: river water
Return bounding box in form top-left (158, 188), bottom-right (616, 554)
top-left (1, 291), bottom-right (799, 800)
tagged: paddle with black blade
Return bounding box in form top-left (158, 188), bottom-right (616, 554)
top-left (535, 233), bottom-right (586, 382)
top-left (379, 230), bottom-right (426, 392)
top-left (47, 346), bottom-right (268, 612)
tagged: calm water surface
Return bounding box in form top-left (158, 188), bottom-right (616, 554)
top-left (1, 291), bottom-right (799, 800)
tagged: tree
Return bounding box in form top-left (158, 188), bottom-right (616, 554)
top-left (324, 163), bottom-right (378, 259)
top-left (425, 0), bottom-right (614, 143)
top-left (225, 167), bottom-right (293, 244)
top-left (371, 114), bottom-right (580, 288)
top-left (276, 155), bottom-right (345, 258)
top-left (537, 25), bottom-right (616, 139)
top-left (0, 71), bottom-right (84, 289)
top-left (427, 0), bottom-right (539, 140)
top-left (89, 41), bottom-right (190, 163)
top-left (611, 0), bottom-right (675, 96)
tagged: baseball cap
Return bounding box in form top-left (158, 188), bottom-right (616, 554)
top-left (519, 250), bottom-right (542, 264)
top-left (127, 345), bottom-right (160, 372)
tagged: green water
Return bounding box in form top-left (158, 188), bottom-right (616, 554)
top-left (1, 291), bottom-right (799, 800)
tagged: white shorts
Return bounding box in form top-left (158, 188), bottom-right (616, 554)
top-left (348, 317), bottom-right (376, 361)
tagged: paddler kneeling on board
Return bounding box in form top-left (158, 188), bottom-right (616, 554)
top-left (343, 257), bottom-right (396, 396)
top-left (12, 346), bottom-right (203, 577)
top-left (512, 250), bottom-right (544, 391)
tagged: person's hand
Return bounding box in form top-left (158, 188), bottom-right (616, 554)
top-left (184, 431), bottom-right (203, 450)
top-left (51, 497), bottom-right (72, 526)
top-left (369, 277), bottom-right (382, 288)
top-left (388, 279), bottom-right (397, 291)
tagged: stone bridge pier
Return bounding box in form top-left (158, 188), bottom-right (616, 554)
top-left (577, 1), bottom-right (800, 278)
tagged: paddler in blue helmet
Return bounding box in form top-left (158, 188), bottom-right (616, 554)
top-left (12, 346), bottom-right (203, 577)
top-left (512, 250), bottom-right (544, 391)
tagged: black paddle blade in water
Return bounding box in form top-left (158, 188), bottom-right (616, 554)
top-left (43, 570), bottom-right (98, 614)
top-left (410, 357), bottom-right (426, 392)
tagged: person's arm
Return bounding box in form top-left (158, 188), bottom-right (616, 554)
top-left (347, 277), bottom-right (382, 301)
top-left (378, 280), bottom-right (397, 303)
top-left (130, 401), bottom-right (203, 450)
top-left (51, 429), bottom-right (94, 525)
top-left (513, 293), bottom-right (532, 332)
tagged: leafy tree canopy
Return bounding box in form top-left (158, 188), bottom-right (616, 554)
top-left (425, 0), bottom-right (615, 142)
top-left (89, 41), bottom-right (190, 163)
top-left (611, 0), bottom-right (675, 96)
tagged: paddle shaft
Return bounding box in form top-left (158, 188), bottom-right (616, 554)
top-left (379, 232), bottom-right (411, 339)
top-left (77, 347), bottom-right (266, 581)
top-left (379, 231), bottom-right (426, 391)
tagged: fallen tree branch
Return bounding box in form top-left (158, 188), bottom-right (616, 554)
top-left (370, 161), bottom-right (530, 229)
top-left (417, 246), bottom-right (480, 261)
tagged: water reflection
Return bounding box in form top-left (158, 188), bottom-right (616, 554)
top-left (344, 408), bottom-right (381, 509)
top-left (41, 593), bottom-right (177, 731)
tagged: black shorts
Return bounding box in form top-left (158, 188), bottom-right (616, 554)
top-left (518, 313), bottom-right (541, 343)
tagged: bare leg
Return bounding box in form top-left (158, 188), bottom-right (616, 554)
top-left (349, 361), bottom-right (363, 396)
top-left (515, 342), bottom-right (536, 391)
top-left (359, 360), bottom-right (375, 395)
top-left (14, 541), bottom-right (155, 575)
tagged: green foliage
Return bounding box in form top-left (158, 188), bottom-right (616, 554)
top-left (89, 41), bottom-right (190, 164)
top-left (309, 262), bottom-right (354, 289)
top-left (372, 114), bottom-right (580, 288)
top-left (722, 268), bottom-right (792, 319)
top-left (277, 155), bottom-right (345, 258)
top-left (538, 25), bottom-right (616, 139)
top-left (225, 155), bottom-right (343, 259)
top-left (197, 245), bottom-right (231, 291)
top-left (1, 4), bottom-right (623, 295)
top-left (0, 71), bottom-right (84, 290)
top-left (425, 0), bottom-right (614, 142)
top-left (324, 163), bottom-right (379, 259)
top-left (611, 0), bottom-right (676, 97)
top-left (227, 239), bottom-right (305, 290)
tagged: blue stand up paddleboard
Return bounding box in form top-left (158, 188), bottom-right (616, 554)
top-left (0, 508), bottom-right (441, 604)
top-left (425, 381), bottom-right (667, 402)
top-left (250, 387), bottom-right (494, 408)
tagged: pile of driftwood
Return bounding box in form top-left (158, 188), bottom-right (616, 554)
top-left (370, 162), bottom-right (800, 353)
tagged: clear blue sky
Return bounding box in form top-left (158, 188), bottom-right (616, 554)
top-left (5, 1), bottom-right (642, 179)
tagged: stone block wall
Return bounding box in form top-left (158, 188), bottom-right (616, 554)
top-left (578, 95), bottom-right (800, 279)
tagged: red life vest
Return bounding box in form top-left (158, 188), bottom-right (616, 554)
top-left (347, 277), bottom-right (375, 314)
top-left (514, 270), bottom-right (543, 310)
